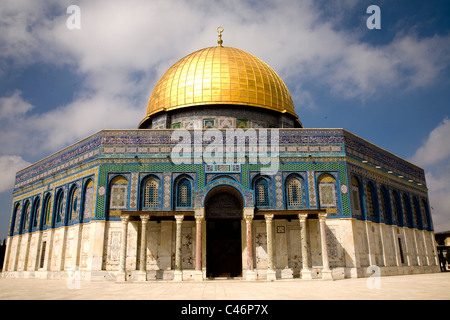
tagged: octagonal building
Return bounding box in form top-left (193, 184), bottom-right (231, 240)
top-left (2, 31), bottom-right (440, 281)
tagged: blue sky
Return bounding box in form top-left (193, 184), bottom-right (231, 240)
top-left (0, 0), bottom-right (449, 239)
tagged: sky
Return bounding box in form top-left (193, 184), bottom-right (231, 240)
top-left (0, 0), bottom-right (449, 239)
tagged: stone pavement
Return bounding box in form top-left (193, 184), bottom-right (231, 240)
top-left (0, 272), bottom-right (449, 300)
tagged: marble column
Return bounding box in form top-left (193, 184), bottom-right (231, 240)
top-left (298, 213), bottom-right (311, 280)
top-left (318, 213), bottom-right (332, 280)
top-left (194, 208), bottom-right (204, 281)
top-left (138, 214), bottom-right (150, 281)
top-left (244, 209), bottom-right (256, 281)
top-left (116, 215), bottom-right (129, 282)
top-left (174, 214), bottom-right (184, 281)
top-left (265, 214), bottom-right (276, 281)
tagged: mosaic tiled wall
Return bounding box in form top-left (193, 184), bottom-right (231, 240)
top-left (11, 128), bottom-right (430, 234)
top-left (14, 129), bottom-right (426, 190)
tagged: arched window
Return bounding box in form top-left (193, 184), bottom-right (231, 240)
top-left (366, 182), bottom-right (377, 218)
top-left (82, 179), bottom-right (94, 222)
top-left (412, 196), bottom-right (421, 229)
top-left (255, 177), bottom-right (270, 207)
top-left (391, 190), bottom-right (401, 225)
top-left (31, 197), bottom-right (40, 229)
top-left (68, 185), bottom-right (79, 221)
top-left (420, 199), bottom-right (430, 230)
top-left (380, 186), bottom-right (390, 223)
top-left (42, 194), bottom-right (52, 227)
top-left (286, 175), bottom-right (303, 207)
top-left (109, 175), bottom-right (129, 211)
top-left (143, 177), bottom-right (159, 208)
top-left (12, 203), bottom-right (21, 234)
top-left (401, 193), bottom-right (411, 227)
top-left (54, 189), bottom-right (65, 225)
top-left (351, 176), bottom-right (363, 215)
top-left (21, 200), bottom-right (31, 233)
top-left (176, 177), bottom-right (192, 208)
top-left (317, 173), bottom-right (337, 209)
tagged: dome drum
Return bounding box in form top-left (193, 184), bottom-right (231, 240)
top-left (141, 104), bottom-right (302, 129)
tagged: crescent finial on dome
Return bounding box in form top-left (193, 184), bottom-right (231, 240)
top-left (217, 26), bottom-right (224, 47)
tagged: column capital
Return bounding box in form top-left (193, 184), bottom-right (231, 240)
top-left (194, 208), bottom-right (205, 221)
top-left (140, 214), bottom-right (150, 222)
top-left (120, 215), bottom-right (130, 223)
top-left (318, 213), bottom-right (328, 221)
top-left (264, 214), bottom-right (274, 222)
top-left (243, 207), bottom-right (254, 222)
top-left (298, 213), bottom-right (308, 222)
top-left (175, 214), bottom-right (184, 223)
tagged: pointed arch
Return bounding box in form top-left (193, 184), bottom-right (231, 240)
top-left (365, 181), bottom-right (378, 220)
top-left (81, 179), bottom-right (94, 222)
top-left (412, 196), bottom-right (422, 229)
top-left (391, 190), bottom-right (402, 226)
top-left (317, 173), bottom-right (338, 210)
top-left (420, 199), bottom-right (431, 230)
top-left (54, 189), bottom-right (65, 226)
top-left (21, 200), bottom-right (32, 233)
top-left (175, 176), bottom-right (193, 208)
top-left (253, 176), bottom-right (271, 207)
top-left (351, 176), bottom-right (363, 216)
top-left (109, 175), bottom-right (129, 211)
top-left (31, 196), bottom-right (41, 230)
top-left (379, 185), bottom-right (391, 224)
top-left (42, 193), bottom-right (52, 228)
top-left (401, 193), bottom-right (412, 228)
top-left (11, 202), bottom-right (21, 235)
top-left (68, 184), bottom-right (79, 222)
top-left (141, 175), bottom-right (161, 209)
top-left (285, 174), bottom-right (304, 207)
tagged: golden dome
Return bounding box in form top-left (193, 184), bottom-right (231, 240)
top-left (139, 45), bottom-right (298, 127)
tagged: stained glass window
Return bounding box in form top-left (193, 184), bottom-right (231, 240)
top-left (255, 178), bottom-right (270, 207)
top-left (401, 194), bottom-right (410, 227)
top-left (286, 176), bottom-right (302, 207)
top-left (176, 178), bottom-right (192, 208)
top-left (144, 178), bottom-right (159, 208)
top-left (366, 182), bottom-right (376, 217)
top-left (391, 191), bottom-right (400, 225)
top-left (351, 177), bottom-right (361, 214)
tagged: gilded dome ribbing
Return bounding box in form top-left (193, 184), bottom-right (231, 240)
top-left (139, 45), bottom-right (298, 128)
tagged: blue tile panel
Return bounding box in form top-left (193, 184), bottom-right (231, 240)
top-left (9, 128), bottom-right (433, 235)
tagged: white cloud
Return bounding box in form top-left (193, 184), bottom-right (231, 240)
top-left (2, 0), bottom-right (450, 103)
top-left (0, 90), bottom-right (33, 119)
top-left (411, 118), bottom-right (450, 232)
top-left (0, 1), bottom-right (449, 172)
top-left (0, 90), bottom-right (143, 156)
top-left (0, 155), bottom-right (31, 193)
top-left (411, 118), bottom-right (450, 167)
top-left (424, 169), bottom-right (450, 233)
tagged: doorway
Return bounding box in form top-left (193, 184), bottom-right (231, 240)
top-left (205, 191), bottom-right (242, 278)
